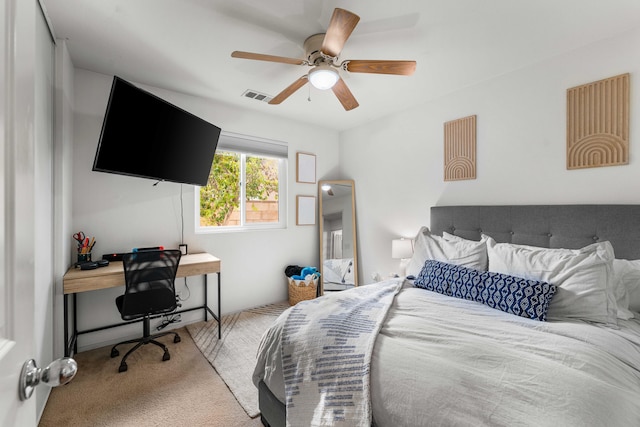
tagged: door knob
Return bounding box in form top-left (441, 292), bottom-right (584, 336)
top-left (19, 357), bottom-right (78, 401)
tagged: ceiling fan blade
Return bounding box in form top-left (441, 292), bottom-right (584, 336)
top-left (331, 78), bottom-right (359, 111)
top-left (268, 76), bottom-right (309, 105)
top-left (321, 8), bottom-right (360, 58)
top-left (231, 51), bottom-right (306, 66)
top-left (345, 60), bottom-right (417, 75)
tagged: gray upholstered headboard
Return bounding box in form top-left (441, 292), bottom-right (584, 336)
top-left (430, 205), bottom-right (640, 260)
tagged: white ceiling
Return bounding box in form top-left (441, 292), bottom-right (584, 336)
top-left (42, 0), bottom-right (640, 132)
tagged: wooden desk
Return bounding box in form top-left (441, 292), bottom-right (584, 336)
top-left (63, 253), bottom-right (221, 357)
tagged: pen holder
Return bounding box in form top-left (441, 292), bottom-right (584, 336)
top-left (78, 253), bottom-right (92, 263)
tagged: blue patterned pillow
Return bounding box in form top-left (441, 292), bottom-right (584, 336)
top-left (414, 260), bottom-right (557, 321)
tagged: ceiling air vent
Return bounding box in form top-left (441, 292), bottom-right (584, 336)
top-left (242, 89), bottom-right (272, 103)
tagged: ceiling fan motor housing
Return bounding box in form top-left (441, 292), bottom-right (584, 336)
top-left (304, 33), bottom-right (331, 65)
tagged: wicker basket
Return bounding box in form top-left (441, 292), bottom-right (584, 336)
top-left (287, 276), bottom-right (318, 306)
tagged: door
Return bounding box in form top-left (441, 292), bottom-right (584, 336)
top-left (0, 0), bottom-right (41, 424)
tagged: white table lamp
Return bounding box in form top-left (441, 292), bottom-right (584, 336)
top-left (392, 238), bottom-right (414, 276)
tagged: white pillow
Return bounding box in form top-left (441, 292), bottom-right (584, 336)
top-left (404, 227), bottom-right (488, 277)
top-left (441, 231), bottom-right (489, 270)
top-left (611, 259), bottom-right (640, 319)
top-left (442, 231), bottom-right (465, 242)
top-left (405, 227), bottom-right (441, 276)
top-left (485, 235), bottom-right (617, 325)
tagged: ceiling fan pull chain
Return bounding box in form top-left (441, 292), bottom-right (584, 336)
top-left (308, 84), bottom-right (312, 102)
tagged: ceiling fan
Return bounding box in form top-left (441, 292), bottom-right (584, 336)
top-left (231, 8), bottom-right (417, 111)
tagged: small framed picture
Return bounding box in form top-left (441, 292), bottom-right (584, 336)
top-left (296, 195), bottom-right (316, 226)
top-left (296, 152), bottom-right (316, 184)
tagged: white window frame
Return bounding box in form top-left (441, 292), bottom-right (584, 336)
top-left (196, 132), bottom-right (288, 233)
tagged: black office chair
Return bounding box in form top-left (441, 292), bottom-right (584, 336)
top-left (110, 249), bottom-right (182, 373)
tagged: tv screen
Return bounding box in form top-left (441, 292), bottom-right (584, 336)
top-left (93, 76), bottom-right (221, 186)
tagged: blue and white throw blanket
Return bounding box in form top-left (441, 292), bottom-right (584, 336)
top-left (281, 279), bottom-right (403, 427)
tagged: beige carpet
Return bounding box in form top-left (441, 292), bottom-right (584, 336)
top-left (39, 326), bottom-right (263, 427)
top-left (187, 302), bottom-right (289, 418)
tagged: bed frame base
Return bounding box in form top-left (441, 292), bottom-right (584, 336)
top-left (258, 380), bottom-right (285, 427)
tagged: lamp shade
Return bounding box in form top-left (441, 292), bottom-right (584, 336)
top-left (309, 64), bottom-right (339, 90)
top-left (392, 238), bottom-right (414, 259)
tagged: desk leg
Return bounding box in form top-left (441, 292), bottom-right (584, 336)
top-left (204, 274), bottom-right (208, 321)
top-left (64, 294), bottom-right (69, 357)
top-left (203, 272), bottom-right (221, 339)
top-left (73, 293), bottom-right (78, 355)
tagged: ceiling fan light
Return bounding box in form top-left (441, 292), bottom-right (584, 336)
top-left (309, 65), bottom-right (339, 90)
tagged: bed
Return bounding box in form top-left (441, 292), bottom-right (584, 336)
top-left (254, 205), bottom-right (640, 426)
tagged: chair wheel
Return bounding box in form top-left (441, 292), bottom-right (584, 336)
top-left (111, 348), bottom-right (119, 358)
top-left (174, 335), bottom-right (181, 343)
top-left (118, 363), bottom-right (127, 373)
top-left (162, 351), bottom-right (170, 361)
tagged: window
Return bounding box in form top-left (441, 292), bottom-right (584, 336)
top-left (197, 132), bottom-right (287, 232)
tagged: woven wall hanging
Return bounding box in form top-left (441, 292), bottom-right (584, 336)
top-left (444, 115), bottom-right (477, 181)
top-left (566, 73), bottom-right (629, 169)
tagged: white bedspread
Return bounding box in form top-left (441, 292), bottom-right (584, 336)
top-left (254, 280), bottom-right (640, 426)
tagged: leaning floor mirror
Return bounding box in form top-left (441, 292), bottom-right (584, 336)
top-left (318, 180), bottom-right (358, 294)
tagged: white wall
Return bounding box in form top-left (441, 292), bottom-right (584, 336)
top-left (71, 69), bottom-right (339, 351)
top-left (341, 26), bottom-right (640, 284)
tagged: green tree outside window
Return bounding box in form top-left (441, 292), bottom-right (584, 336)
top-left (200, 151), bottom-right (279, 226)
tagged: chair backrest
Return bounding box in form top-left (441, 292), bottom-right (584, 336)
top-left (121, 249), bottom-right (182, 317)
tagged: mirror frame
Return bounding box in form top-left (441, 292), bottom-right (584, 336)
top-left (318, 179), bottom-right (358, 295)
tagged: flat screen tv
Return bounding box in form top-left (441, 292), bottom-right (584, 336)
top-left (93, 76), bottom-right (221, 186)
